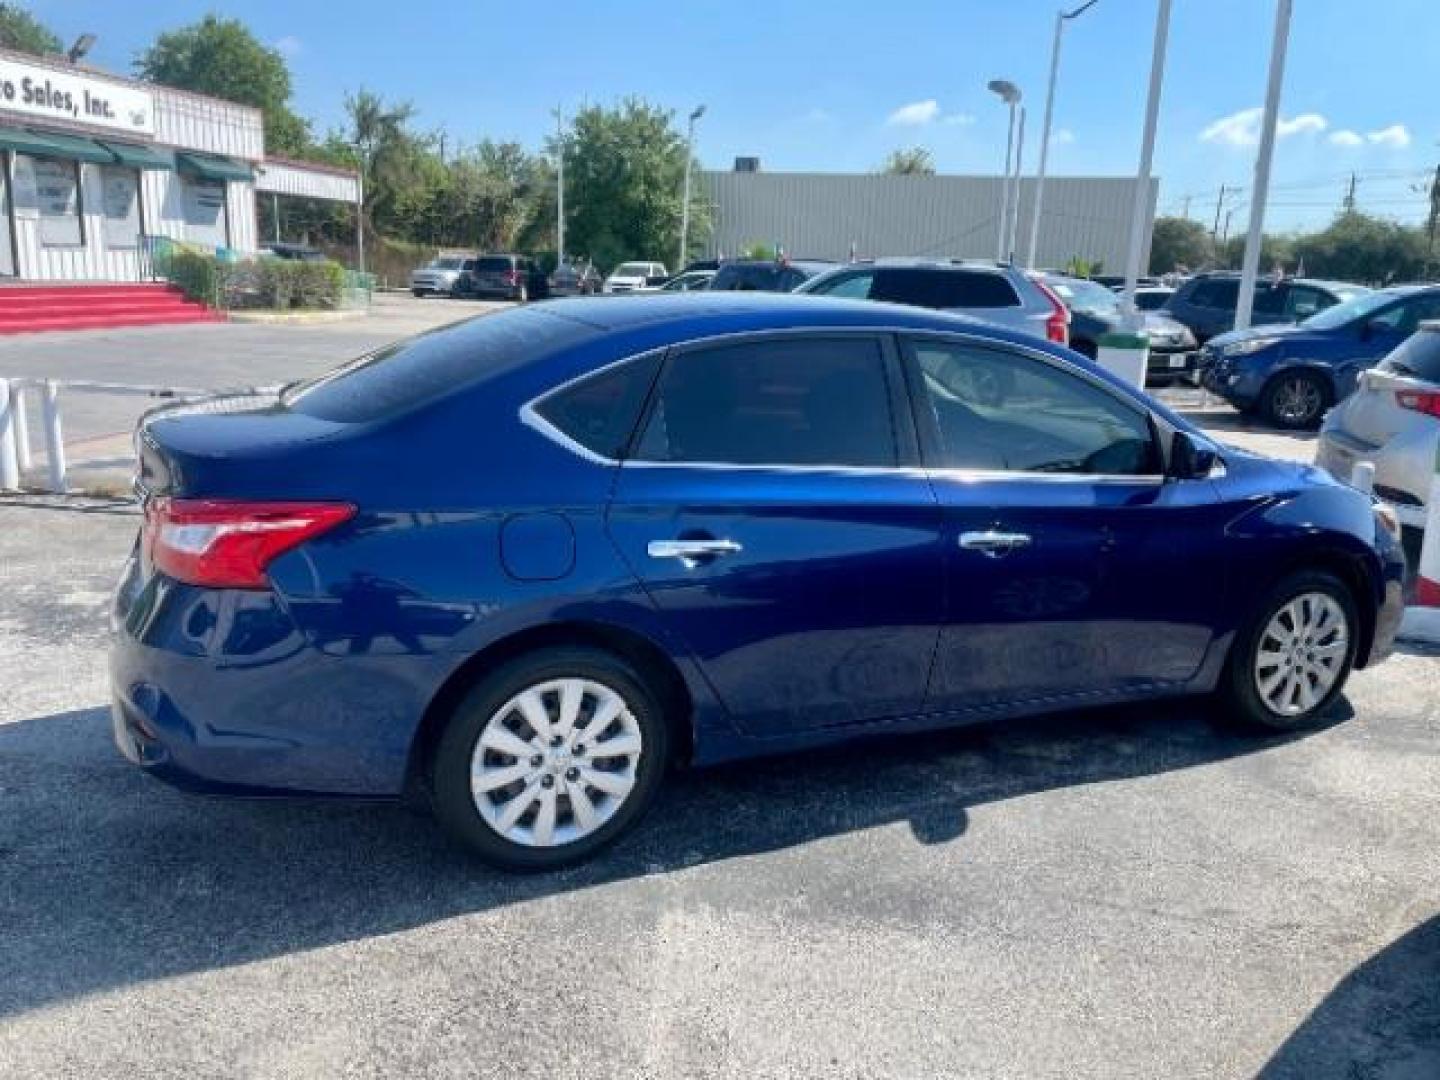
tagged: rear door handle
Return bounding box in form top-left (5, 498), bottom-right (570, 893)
top-left (959, 530), bottom-right (1031, 557)
top-left (647, 539), bottom-right (743, 562)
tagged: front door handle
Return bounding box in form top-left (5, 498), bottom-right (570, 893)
top-left (959, 530), bottom-right (1032, 557)
top-left (647, 539), bottom-right (743, 562)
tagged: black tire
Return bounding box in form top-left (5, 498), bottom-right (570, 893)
top-left (1216, 569), bottom-right (1358, 732)
top-left (411, 288), bottom-right (425, 298)
top-left (1261, 370), bottom-right (1330, 430)
top-left (431, 646), bottom-right (669, 871)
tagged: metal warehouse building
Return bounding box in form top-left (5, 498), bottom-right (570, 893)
top-left (702, 169), bottom-right (1156, 271)
top-left (0, 47), bottom-right (357, 282)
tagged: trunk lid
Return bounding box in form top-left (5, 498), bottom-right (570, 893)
top-left (1337, 369), bottom-right (1439, 446)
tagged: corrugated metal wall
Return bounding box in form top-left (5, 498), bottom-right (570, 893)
top-left (255, 161), bottom-right (361, 204)
top-left (703, 172), bottom-right (1155, 272)
top-left (153, 89), bottom-right (264, 161)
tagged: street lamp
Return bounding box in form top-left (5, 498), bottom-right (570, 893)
top-left (987, 80), bottom-right (1021, 262)
top-left (1025, 0), bottom-right (1100, 269)
top-left (678, 104), bottom-right (706, 270)
top-left (67, 33), bottom-right (96, 64)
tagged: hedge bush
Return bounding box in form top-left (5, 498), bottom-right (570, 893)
top-left (163, 251), bottom-right (345, 311)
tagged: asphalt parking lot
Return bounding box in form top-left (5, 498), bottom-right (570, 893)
top-left (1, 301), bottom-right (1437, 1077)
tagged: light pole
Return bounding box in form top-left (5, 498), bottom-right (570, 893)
top-left (553, 107), bottom-right (566, 266)
top-left (1234, 0), bottom-right (1293, 331)
top-left (678, 104), bottom-right (706, 270)
top-left (1026, 0), bottom-right (1100, 268)
top-left (1120, 0), bottom-right (1172, 315)
top-left (1008, 105), bottom-right (1027, 262)
top-left (988, 79), bottom-right (1021, 262)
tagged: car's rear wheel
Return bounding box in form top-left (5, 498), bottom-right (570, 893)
top-left (1261, 371), bottom-right (1329, 429)
top-left (431, 647), bottom-right (668, 870)
top-left (412, 288), bottom-right (425, 298)
top-left (1217, 570), bottom-right (1357, 732)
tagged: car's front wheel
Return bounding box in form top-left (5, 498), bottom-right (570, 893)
top-left (1261, 371), bottom-right (1329, 429)
top-left (1218, 570), bottom-right (1358, 731)
top-left (431, 647), bottom-right (668, 870)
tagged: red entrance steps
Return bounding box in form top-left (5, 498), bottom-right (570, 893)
top-left (0, 283), bottom-right (224, 334)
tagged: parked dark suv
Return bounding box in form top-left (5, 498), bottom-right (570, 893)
top-left (1164, 273), bottom-right (1367, 345)
top-left (708, 259), bottom-right (834, 292)
top-left (454, 254), bottom-right (548, 302)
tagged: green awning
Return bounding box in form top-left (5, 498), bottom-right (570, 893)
top-left (96, 140), bottom-right (174, 170)
top-left (175, 151), bottom-right (253, 182)
top-left (0, 128), bottom-right (113, 164)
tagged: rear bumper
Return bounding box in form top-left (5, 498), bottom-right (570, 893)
top-left (109, 568), bottom-right (448, 797)
top-left (1316, 427), bottom-right (1435, 530)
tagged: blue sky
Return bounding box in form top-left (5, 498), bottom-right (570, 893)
top-left (35, 0), bottom-right (1440, 232)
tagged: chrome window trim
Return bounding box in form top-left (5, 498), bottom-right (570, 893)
top-left (518, 324), bottom-right (1175, 485)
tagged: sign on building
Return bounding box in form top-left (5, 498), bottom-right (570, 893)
top-left (0, 56), bottom-right (155, 137)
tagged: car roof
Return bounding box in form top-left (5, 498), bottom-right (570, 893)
top-left (843, 257), bottom-right (1017, 273)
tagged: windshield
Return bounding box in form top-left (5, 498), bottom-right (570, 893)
top-left (431, 257), bottom-right (465, 270)
top-left (614, 262), bottom-right (651, 276)
top-left (1301, 288), bottom-right (1390, 330)
top-left (1047, 278), bottom-right (1121, 315)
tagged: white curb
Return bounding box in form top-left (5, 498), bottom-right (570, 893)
top-left (1397, 606), bottom-right (1440, 647)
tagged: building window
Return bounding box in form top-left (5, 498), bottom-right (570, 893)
top-left (17, 155), bottom-right (84, 247)
top-left (182, 178), bottom-right (228, 248)
top-left (99, 166), bottom-right (142, 249)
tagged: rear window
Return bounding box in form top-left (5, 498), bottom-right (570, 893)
top-left (532, 354), bottom-right (661, 459)
top-left (286, 307), bottom-right (592, 422)
top-left (475, 256), bottom-right (513, 272)
top-left (1379, 329), bottom-right (1440, 383)
top-left (710, 264), bottom-right (782, 291)
top-left (870, 268), bottom-right (1020, 309)
top-left (432, 257), bottom-right (465, 270)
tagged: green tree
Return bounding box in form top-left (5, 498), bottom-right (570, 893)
top-left (135, 15), bottom-right (311, 154)
top-left (1291, 210), bottom-right (1426, 285)
top-left (1218, 232), bottom-right (1295, 274)
top-left (0, 3), bottom-right (60, 56)
top-left (880, 147), bottom-right (936, 176)
top-left (1148, 216), bottom-right (1213, 274)
top-left (562, 98), bottom-right (708, 270)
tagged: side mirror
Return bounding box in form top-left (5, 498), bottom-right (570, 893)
top-left (1167, 430), bottom-right (1219, 481)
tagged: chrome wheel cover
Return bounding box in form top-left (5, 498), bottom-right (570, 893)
top-left (1253, 592), bottom-right (1349, 716)
top-left (470, 677), bottom-right (642, 847)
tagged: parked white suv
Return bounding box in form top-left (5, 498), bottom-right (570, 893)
top-left (603, 261), bottom-right (667, 294)
top-left (410, 255), bottom-right (471, 297)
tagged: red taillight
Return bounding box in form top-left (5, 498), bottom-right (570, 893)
top-left (143, 499), bottom-right (356, 589)
top-left (1395, 390), bottom-right (1440, 418)
top-left (1030, 278), bottom-right (1071, 346)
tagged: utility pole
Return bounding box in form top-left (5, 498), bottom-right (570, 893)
top-left (553, 107), bottom-right (566, 266)
top-left (1181, 194), bottom-right (1191, 220)
top-left (1211, 184), bottom-right (1228, 242)
top-left (1234, 0), bottom-right (1292, 332)
top-left (678, 105), bottom-right (706, 270)
top-left (1008, 106), bottom-right (1027, 261)
top-left (1343, 172), bottom-right (1357, 212)
top-left (1426, 163), bottom-right (1440, 273)
top-left (1120, 0), bottom-right (1172, 312)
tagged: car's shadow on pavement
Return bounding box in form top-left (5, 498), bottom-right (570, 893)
top-left (0, 696), bottom-right (1348, 1021)
top-left (1258, 915), bottom-right (1440, 1078)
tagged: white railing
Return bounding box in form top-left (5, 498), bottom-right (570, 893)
top-left (0, 377), bottom-right (206, 495)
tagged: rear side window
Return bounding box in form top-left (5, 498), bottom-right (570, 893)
top-left (532, 354), bottom-right (661, 459)
top-left (635, 336), bottom-right (897, 467)
top-left (710, 264), bottom-right (780, 291)
top-left (870, 268), bottom-right (1020, 309)
top-left (287, 306), bottom-right (592, 422)
top-left (1189, 280), bottom-right (1239, 308)
top-left (1380, 328), bottom-right (1440, 382)
top-left (476, 257), bottom-right (513, 272)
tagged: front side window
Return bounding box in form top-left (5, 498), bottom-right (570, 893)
top-left (1190, 279), bottom-right (1239, 309)
top-left (909, 339), bottom-right (1159, 476)
top-left (1283, 285), bottom-right (1327, 320)
top-left (635, 336), bottom-right (897, 467)
top-left (809, 270), bottom-right (876, 299)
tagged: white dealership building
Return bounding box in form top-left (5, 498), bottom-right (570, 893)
top-left (0, 46), bottom-right (359, 282)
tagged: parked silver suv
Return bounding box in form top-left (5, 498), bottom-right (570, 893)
top-left (796, 259), bottom-right (1070, 345)
top-left (410, 255), bottom-right (471, 298)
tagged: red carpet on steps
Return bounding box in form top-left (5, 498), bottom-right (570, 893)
top-left (0, 283), bottom-right (224, 334)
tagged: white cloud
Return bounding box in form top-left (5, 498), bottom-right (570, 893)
top-left (1054, 128), bottom-right (1076, 145)
top-left (941, 112), bottom-right (977, 127)
top-left (1367, 124), bottom-right (1411, 148)
top-left (1200, 106), bottom-right (1329, 146)
top-left (274, 35), bottom-right (302, 57)
top-left (1328, 129), bottom-right (1364, 147)
top-left (887, 99), bottom-right (940, 126)
top-left (1277, 112), bottom-right (1327, 137)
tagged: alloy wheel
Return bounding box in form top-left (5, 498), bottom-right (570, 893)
top-left (469, 677), bottom-right (643, 847)
top-left (1253, 591), bottom-right (1349, 716)
top-left (1272, 376), bottom-right (1323, 426)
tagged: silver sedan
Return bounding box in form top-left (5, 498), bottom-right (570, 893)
top-left (1317, 321), bottom-right (1440, 531)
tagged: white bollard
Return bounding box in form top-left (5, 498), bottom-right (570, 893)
top-left (41, 380), bottom-right (66, 494)
top-left (1350, 460), bottom-right (1375, 497)
top-left (0, 377), bottom-right (18, 491)
top-left (9, 383), bottom-right (31, 472)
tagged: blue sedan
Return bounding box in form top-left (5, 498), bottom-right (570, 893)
top-left (112, 294), bottom-right (1406, 869)
top-left (1200, 285), bottom-right (1440, 429)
